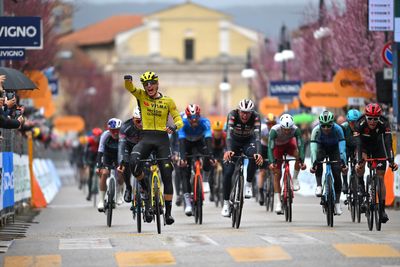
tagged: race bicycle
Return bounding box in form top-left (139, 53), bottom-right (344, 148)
top-left (277, 154), bottom-right (297, 222)
top-left (103, 166), bottom-right (117, 227)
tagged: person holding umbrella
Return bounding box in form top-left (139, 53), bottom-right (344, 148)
top-left (0, 75), bottom-right (24, 130)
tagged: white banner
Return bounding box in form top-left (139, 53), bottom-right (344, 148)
top-left (33, 159), bottom-right (59, 204)
top-left (13, 154), bottom-right (31, 202)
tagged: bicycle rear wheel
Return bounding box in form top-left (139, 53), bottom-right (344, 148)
top-left (375, 176), bottom-right (382, 231)
top-left (106, 179), bottom-right (115, 228)
top-left (265, 174), bottom-right (274, 212)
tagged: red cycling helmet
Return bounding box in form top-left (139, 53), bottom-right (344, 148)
top-left (365, 103), bottom-right (382, 117)
top-left (92, 127), bottom-right (103, 137)
top-left (185, 104), bottom-right (201, 117)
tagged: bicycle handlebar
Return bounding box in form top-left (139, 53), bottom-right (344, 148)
top-left (140, 157), bottom-right (170, 163)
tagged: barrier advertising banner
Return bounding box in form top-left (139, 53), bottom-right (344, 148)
top-left (2, 152), bottom-right (14, 208)
top-left (13, 154), bottom-right (31, 202)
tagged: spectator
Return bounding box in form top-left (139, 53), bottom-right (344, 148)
top-left (0, 75), bottom-right (24, 129)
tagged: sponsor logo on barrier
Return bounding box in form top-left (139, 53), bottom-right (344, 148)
top-left (2, 152), bottom-right (14, 208)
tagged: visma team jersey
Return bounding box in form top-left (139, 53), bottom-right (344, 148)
top-left (124, 81), bottom-right (183, 131)
top-left (178, 117), bottom-right (212, 142)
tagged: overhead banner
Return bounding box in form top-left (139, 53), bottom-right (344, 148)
top-left (0, 16), bottom-right (43, 49)
top-left (299, 82), bottom-right (347, 108)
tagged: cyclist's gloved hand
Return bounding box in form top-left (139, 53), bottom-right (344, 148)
top-left (389, 161), bottom-right (398, 171)
top-left (310, 162), bottom-right (317, 174)
top-left (268, 162), bottom-right (277, 170)
top-left (165, 124), bottom-right (177, 134)
top-left (223, 151), bottom-right (234, 162)
top-left (124, 75), bottom-right (132, 80)
top-left (299, 160), bottom-right (307, 170)
top-left (254, 154), bottom-right (263, 166)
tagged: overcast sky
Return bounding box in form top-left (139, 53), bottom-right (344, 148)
top-left (67, 0), bottom-right (320, 7)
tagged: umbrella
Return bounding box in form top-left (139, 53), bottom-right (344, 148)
top-left (0, 67), bottom-right (37, 90)
top-left (293, 113), bottom-right (317, 124)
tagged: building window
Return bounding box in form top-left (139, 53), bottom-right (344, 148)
top-left (184, 39), bottom-right (194, 61)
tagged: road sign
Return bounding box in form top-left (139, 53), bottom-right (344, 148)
top-left (0, 48), bottom-right (25, 60)
top-left (0, 17), bottom-right (42, 49)
top-left (369, 0), bottom-right (394, 31)
top-left (382, 42), bottom-right (393, 66)
top-left (269, 80), bottom-right (301, 99)
top-left (348, 97), bottom-right (365, 106)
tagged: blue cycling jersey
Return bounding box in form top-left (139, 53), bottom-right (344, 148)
top-left (178, 117), bottom-right (212, 142)
top-left (310, 123), bottom-right (346, 163)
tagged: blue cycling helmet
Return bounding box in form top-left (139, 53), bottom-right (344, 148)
top-left (346, 109), bottom-right (361, 122)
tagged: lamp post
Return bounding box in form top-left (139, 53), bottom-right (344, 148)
top-left (219, 68), bottom-right (231, 115)
top-left (274, 24), bottom-right (295, 81)
top-left (241, 49), bottom-right (256, 99)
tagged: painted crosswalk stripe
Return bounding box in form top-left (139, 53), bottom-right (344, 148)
top-left (162, 234), bottom-right (218, 247)
top-left (115, 251), bottom-right (176, 266)
top-left (260, 232), bottom-right (323, 245)
top-left (351, 232), bottom-right (400, 244)
top-left (226, 246), bottom-right (291, 262)
top-left (59, 238), bottom-right (112, 249)
top-left (4, 255), bottom-right (61, 267)
top-left (334, 244), bottom-right (400, 258)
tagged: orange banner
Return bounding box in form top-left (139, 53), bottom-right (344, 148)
top-left (54, 115), bottom-right (85, 132)
top-left (258, 97), bottom-right (299, 117)
top-left (332, 69), bottom-right (375, 98)
top-left (299, 82), bottom-right (347, 108)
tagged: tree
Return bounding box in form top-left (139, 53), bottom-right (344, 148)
top-left (5, 0), bottom-right (59, 71)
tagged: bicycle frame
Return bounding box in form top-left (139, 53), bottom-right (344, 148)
top-left (230, 155), bottom-right (249, 229)
top-left (150, 164), bottom-right (164, 213)
top-left (193, 159), bottom-right (204, 203)
top-left (321, 160), bottom-right (336, 227)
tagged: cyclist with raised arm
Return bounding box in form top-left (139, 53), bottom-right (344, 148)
top-left (84, 127), bottom-right (103, 201)
top-left (268, 114), bottom-right (306, 214)
top-left (258, 113), bottom-right (277, 206)
top-left (310, 111), bottom-right (347, 215)
top-left (354, 103), bottom-right (398, 223)
top-left (96, 118), bottom-right (124, 211)
top-left (209, 120), bottom-right (226, 202)
top-left (116, 106), bottom-right (142, 203)
top-left (221, 99), bottom-right (263, 217)
top-left (124, 71), bottom-right (183, 225)
top-left (341, 109), bottom-right (361, 193)
top-left (178, 104), bottom-right (215, 216)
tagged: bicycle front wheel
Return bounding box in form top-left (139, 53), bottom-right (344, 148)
top-left (135, 184), bottom-right (142, 233)
top-left (366, 175), bottom-right (374, 231)
top-left (375, 176), bottom-right (382, 231)
top-left (326, 174), bottom-right (334, 227)
top-left (349, 175), bottom-right (356, 223)
top-left (155, 193), bottom-right (161, 234)
top-left (235, 174), bottom-right (244, 229)
top-left (284, 173), bottom-right (293, 222)
top-left (106, 179), bottom-right (115, 228)
top-left (195, 176), bottom-right (203, 224)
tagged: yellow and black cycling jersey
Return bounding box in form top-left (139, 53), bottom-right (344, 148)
top-left (124, 81), bottom-right (183, 131)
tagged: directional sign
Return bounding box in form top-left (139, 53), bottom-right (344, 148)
top-left (0, 17), bottom-right (42, 49)
top-left (0, 48), bottom-right (25, 60)
top-left (382, 42), bottom-right (393, 66)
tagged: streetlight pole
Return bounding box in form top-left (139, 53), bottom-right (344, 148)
top-left (241, 49), bottom-right (256, 99)
top-left (219, 67), bottom-right (231, 115)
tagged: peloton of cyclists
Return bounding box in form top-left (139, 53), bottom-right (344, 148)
top-left (84, 127), bottom-right (103, 201)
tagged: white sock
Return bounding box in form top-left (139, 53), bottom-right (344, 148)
top-left (293, 169), bottom-right (299, 180)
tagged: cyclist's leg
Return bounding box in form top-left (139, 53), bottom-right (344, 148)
top-left (314, 146), bottom-right (326, 197)
top-left (271, 144), bottom-right (284, 213)
top-left (129, 140), bottom-right (152, 197)
top-left (328, 148), bottom-right (342, 201)
top-left (257, 144), bottom-right (268, 205)
top-left (287, 138), bottom-right (301, 191)
top-left (86, 164), bottom-right (94, 200)
top-left (156, 132), bottom-right (175, 224)
top-left (97, 167), bottom-right (109, 211)
top-left (373, 144), bottom-right (389, 222)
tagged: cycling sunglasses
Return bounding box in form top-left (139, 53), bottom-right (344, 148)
top-left (188, 114), bottom-right (200, 120)
top-left (110, 129), bottom-right (119, 135)
top-left (321, 123), bottom-right (333, 129)
top-left (366, 116), bottom-right (379, 122)
top-left (134, 118), bottom-right (142, 123)
top-left (142, 80), bottom-right (157, 86)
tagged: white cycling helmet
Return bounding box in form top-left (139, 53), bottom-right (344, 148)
top-left (107, 118), bottom-right (122, 130)
top-left (238, 99), bottom-right (254, 112)
top-left (133, 106), bottom-right (141, 119)
top-left (279, 114), bottom-right (294, 129)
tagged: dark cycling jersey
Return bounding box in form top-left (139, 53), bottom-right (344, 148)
top-left (354, 115), bottom-right (394, 163)
top-left (118, 118), bottom-right (141, 165)
top-left (97, 130), bottom-right (119, 167)
top-left (226, 109), bottom-right (261, 153)
top-left (84, 135), bottom-right (100, 165)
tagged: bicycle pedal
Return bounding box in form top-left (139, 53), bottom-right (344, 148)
top-left (344, 200), bottom-right (348, 205)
